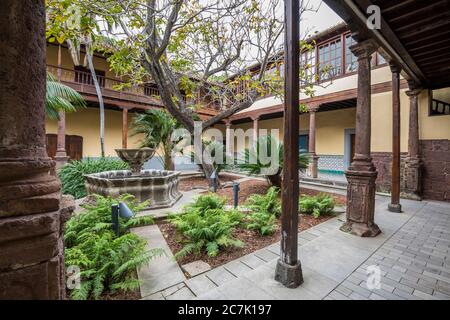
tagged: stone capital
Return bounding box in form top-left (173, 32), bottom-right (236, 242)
top-left (307, 103), bottom-right (320, 113)
top-left (251, 115), bottom-right (260, 121)
top-left (350, 39), bottom-right (378, 60)
top-left (224, 119), bottom-right (232, 127)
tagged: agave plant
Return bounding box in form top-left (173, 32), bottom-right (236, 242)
top-left (236, 135), bottom-right (309, 187)
top-left (46, 73), bottom-right (86, 119)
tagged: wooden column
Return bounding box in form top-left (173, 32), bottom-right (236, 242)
top-left (0, 0), bottom-right (74, 299)
top-left (275, 0), bottom-right (303, 288)
top-left (308, 104), bottom-right (320, 179)
top-left (388, 63), bottom-right (402, 212)
top-left (340, 39), bottom-right (381, 238)
top-left (403, 82), bottom-right (423, 200)
top-left (54, 44), bottom-right (69, 168)
top-left (252, 115), bottom-right (260, 146)
top-left (122, 108), bottom-right (128, 149)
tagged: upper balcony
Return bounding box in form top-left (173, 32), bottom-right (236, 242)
top-left (46, 65), bottom-right (222, 115)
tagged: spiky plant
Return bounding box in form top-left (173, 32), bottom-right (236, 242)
top-left (236, 135), bottom-right (310, 187)
top-left (46, 73), bottom-right (86, 119)
top-left (131, 109), bottom-right (183, 170)
top-left (65, 194), bottom-right (162, 300)
top-left (59, 157), bottom-right (129, 199)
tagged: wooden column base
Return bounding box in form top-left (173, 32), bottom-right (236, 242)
top-left (341, 169), bottom-right (381, 237)
top-left (274, 259), bottom-right (303, 288)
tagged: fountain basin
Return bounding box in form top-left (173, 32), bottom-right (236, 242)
top-left (85, 169), bottom-right (182, 209)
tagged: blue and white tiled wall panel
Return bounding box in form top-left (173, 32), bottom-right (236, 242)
top-left (317, 155), bottom-right (345, 172)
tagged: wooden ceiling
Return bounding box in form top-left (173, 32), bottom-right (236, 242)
top-left (324, 0), bottom-right (450, 89)
top-left (371, 0), bottom-right (450, 89)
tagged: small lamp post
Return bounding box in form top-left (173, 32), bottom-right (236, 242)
top-left (232, 182), bottom-right (240, 208)
top-left (111, 202), bottom-right (134, 236)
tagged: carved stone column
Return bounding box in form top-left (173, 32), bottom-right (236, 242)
top-left (308, 104), bottom-right (320, 179)
top-left (402, 82), bottom-right (423, 201)
top-left (252, 115), bottom-right (260, 146)
top-left (340, 39), bottom-right (381, 238)
top-left (0, 0), bottom-right (74, 299)
top-left (388, 63), bottom-right (402, 212)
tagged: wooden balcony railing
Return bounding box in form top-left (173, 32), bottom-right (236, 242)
top-left (46, 65), bottom-right (222, 111)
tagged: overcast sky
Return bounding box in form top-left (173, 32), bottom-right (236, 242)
top-left (300, 0), bottom-right (343, 37)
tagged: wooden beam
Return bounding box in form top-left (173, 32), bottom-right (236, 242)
top-left (275, 0), bottom-right (303, 288)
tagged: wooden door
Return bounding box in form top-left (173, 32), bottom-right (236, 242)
top-left (46, 134), bottom-right (83, 161)
top-left (46, 134), bottom-right (57, 159)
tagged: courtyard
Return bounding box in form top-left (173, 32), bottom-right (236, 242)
top-left (0, 0), bottom-right (449, 304)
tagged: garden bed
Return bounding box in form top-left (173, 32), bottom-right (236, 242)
top-left (159, 177), bottom-right (345, 270)
top-left (159, 213), bottom-right (331, 269)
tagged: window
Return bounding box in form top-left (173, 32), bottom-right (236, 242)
top-left (318, 38), bottom-right (342, 80)
top-left (301, 49), bottom-right (316, 80)
top-left (345, 34), bottom-right (358, 73)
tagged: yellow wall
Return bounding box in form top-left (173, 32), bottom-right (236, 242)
top-left (371, 90), bottom-right (410, 153)
top-left (420, 89), bottom-right (450, 140)
top-left (232, 108), bottom-right (356, 155)
top-left (46, 108), bottom-right (142, 157)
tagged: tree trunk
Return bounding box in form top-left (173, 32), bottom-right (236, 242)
top-left (267, 173), bottom-right (282, 188)
top-left (163, 151), bottom-right (175, 171)
top-left (86, 52), bottom-right (105, 158)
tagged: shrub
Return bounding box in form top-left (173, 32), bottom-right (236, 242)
top-left (245, 187), bottom-right (281, 218)
top-left (246, 211), bottom-right (277, 236)
top-left (65, 194), bottom-right (162, 300)
top-left (299, 193), bottom-right (336, 218)
top-left (169, 194), bottom-right (244, 258)
top-left (244, 187), bottom-right (281, 236)
top-left (59, 157), bottom-right (129, 199)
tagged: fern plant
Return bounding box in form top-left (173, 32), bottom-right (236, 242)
top-left (244, 186), bottom-right (281, 218)
top-left (246, 211), bottom-right (277, 236)
top-left (65, 194), bottom-right (162, 300)
top-left (244, 187), bottom-right (280, 236)
top-left (169, 194), bottom-right (244, 258)
top-left (299, 193), bottom-right (336, 218)
top-left (59, 157), bottom-right (129, 199)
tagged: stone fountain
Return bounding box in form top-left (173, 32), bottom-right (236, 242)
top-left (84, 148), bottom-right (182, 209)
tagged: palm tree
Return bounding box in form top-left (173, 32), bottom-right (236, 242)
top-left (46, 73), bottom-right (86, 119)
top-left (132, 109), bottom-right (182, 170)
top-left (236, 135), bottom-right (310, 188)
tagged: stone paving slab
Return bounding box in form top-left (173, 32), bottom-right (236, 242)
top-left (132, 225), bottom-right (186, 298)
